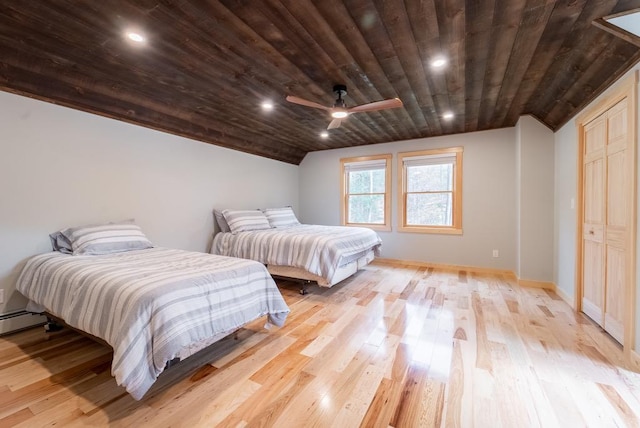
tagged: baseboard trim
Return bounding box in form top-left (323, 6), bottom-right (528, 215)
top-left (630, 350), bottom-right (640, 371)
top-left (373, 258), bottom-right (516, 277)
top-left (372, 258), bottom-right (565, 296)
top-left (553, 285), bottom-right (575, 308)
top-left (0, 310), bottom-right (47, 336)
top-left (517, 279), bottom-right (555, 290)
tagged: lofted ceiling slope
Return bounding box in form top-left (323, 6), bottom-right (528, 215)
top-left (1, 1), bottom-right (640, 165)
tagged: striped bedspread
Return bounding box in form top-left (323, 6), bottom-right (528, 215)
top-left (211, 224), bottom-right (382, 282)
top-left (16, 248), bottom-right (290, 400)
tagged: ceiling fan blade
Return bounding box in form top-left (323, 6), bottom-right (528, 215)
top-left (286, 95), bottom-right (330, 111)
top-left (348, 98), bottom-right (403, 113)
top-left (328, 118), bottom-right (342, 129)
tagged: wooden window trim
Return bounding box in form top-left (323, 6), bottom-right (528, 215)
top-left (397, 147), bottom-right (463, 234)
top-left (340, 154), bottom-right (392, 231)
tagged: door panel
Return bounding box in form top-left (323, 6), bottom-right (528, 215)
top-left (582, 239), bottom-right (604, 324)
top-left (607, 150), bottom-right (627, 228)
top-left (605, 245), bottom-right (625, 343)
top-left (584, 159), bottom-right (604, 224)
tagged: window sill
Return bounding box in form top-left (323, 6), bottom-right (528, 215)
top-left (397, 226), bottom-right (462, 235)
top-left (343, 223), bottom-right (391, 232)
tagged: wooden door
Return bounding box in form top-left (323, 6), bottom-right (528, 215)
top-left (603, 99), bottom-right (629, 344)
top-left (581, 98), bottom-right (630, 344)
top-left (582, 114), bottom-right (606, 326)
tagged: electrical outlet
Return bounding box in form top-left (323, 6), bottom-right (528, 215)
top-left (492, 250), bottom-right (499, 258)
top-left (0, 289), bottom-right (4, 304)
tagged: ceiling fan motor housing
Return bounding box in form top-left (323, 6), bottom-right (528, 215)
top-left (333, 84), bottom-right (347, 108)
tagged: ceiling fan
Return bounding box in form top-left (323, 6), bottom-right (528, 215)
top-left (286, 84), bottom-right (403, 129)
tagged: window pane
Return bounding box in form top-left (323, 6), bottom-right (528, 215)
top-left (348, 194), bottom-right (385, 224)
top-left (406, 193), bottom-right (452, 226)
top-left (348, 169), bottom-right (386, 194)
top-left (407, 164), bottom-right (453, 192)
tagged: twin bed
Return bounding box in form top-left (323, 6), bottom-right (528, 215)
top-left (211, 207), bottom-right (382, 289)
top-left (16, 210), bottom-right (381, 400)
top-left (211, 223), bottom-right (381, 288)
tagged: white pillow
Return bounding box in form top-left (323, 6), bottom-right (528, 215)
top-left (263, 207), bottom-right (300, 228)
top-left (222, 209), bottom-right (272, 233)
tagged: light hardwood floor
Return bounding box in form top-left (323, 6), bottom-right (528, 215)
top-left (1, 261), bottom-right (640, 427)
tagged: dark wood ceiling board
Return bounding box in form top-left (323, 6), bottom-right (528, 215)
top-left (553, 49), bottom-right (640, 130)
top-left (490, 0), bottom-right (557, 128)
top-left (476, 0), bottom-right (527, 130)
top-left (128, 2), bottom-right (344, 152)
top-left (463, 0), bottom-right (496, 132)
top-left (278, 0), bottom-right (375, 101)
top-left (338, 1), bottom-right (419, 142)
top-left (0, 44), bottom-right (196, 125)
top-left (545, 38), bottom-right (639, 128)
top-left (612, 1), bottom-right (640, 14)
top-left (162, 3), bottom-right (312, 99)
top-left (277, 1), bottom-right (404, 144)
top-left (203, 1), bottom-right (312, 86)
top-left (219, 1), bottom-right (329, 85)
top-left (273, 0), bottom-right (375, 104)
top-left (131, 10), bottom-right (341, 152)
top-left (355, 0), bottom-right (427, 138)
top-left (228, 1), bottom-right (385, 142)
top-left (527, 0), bottom-right (620, 119)
top-left (0, 5), bottom-right (223, 118)
top-left (403, 0), bottom-right (449, 134)
top-left (371, 0), bottom-right (436, 134)
top-left (435, 0), bottom-right (467, 135)
top-left (503, 0), bottom-right (588, 126)
top-left (315, 0), bottom-right (417, 141)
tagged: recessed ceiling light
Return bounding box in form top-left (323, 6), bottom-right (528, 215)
top-left (443, 111), bottom-right (454, 120)
top-left (126, 31), bottom-right (145, 43)
top-left (320, 131), bottom-right (329, 138)
top-left (431, 57), bottom-right (447, 68)
top-left (261, 101), bottom-right (274, 111)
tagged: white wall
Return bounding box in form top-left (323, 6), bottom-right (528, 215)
top-left (0, 91), bottom-right (298, 315)
top-left (553, 121), bottom-right (578, 305)
top-left (299, 128), bottom-right (519, 271)
top-left (553, 64), bottom-right (639, 346)
top-left (516, 116), bottom-right (555, 282)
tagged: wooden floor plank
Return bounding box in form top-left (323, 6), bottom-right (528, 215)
top-left (1, 262), bottom-right (640, 427)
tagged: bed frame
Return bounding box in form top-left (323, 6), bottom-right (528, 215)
top-left (267, 248), bottom-right (375, 294)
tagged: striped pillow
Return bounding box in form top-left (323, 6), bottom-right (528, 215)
top-left (213, 209), bottom-right (231, 233)
top-left (263, 207), bottom-right (300, 228)
top-left (49, 231), bottom-right (73, 254)
top-left (222, 209), bottom-right (272, 234)
top-left (61, 220), bottom-right (153, 255)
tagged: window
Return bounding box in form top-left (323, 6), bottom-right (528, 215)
top-left (398, 147), bottom-right (463, 234)
top-left (340, 154), bottom-right (392, 231)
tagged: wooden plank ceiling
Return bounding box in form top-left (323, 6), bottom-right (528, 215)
top-left (1, 1), bottom-right (640, 165)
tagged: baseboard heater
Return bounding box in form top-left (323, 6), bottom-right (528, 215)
top-left (0, 310), bottom-right (47, 336)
